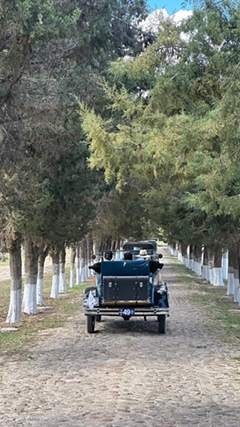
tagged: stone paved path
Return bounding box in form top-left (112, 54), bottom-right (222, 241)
top-left (1, 250), bottom-right (240, 427)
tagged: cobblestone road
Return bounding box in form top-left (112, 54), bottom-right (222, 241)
top-left (1, 250), bottom-right (240, 427)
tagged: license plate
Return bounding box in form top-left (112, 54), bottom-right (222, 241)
top-left (119, 308), bottom-right (135, 317)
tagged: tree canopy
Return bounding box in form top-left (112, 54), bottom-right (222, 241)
top-left (0, 0), bottom-right (149, 250)
top-left (81, 0), bottom-right (240, 248)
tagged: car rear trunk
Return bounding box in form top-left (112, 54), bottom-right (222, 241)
top-left (102, 275), bottom-right (150, 306)
top-left (100, 260), bottom-right (152, 307)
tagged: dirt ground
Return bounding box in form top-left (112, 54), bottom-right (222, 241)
top-left (1, 249), bottom-right (240, 427)
top-left (0, 259), bottom-right (52, 282)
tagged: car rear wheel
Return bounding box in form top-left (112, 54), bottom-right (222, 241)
top-left (87, 315), bottom-right (95, 333)
top-left (158, 315), bottom-right (166, 334)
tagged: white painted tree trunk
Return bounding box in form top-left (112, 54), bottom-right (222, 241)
top-left (37, 263), bottom-right (44, 305)
top-left (189, 258), bottom-right (193, 270)
top-left (36, 246), bottom-right (49, 306)
top-left (6, 289), bottom-right (22, 323)
top-left (202, 265), bottom-right (209, 282)
top-left (6, 238), bottom-right (22, 323)
top-left (233, 269), bottom-right (239, 303)
top-left (86, 235), bottom-right (90, 280)
top-left (85, 262), bottom-right (89, 279)
top-left (59, 264), bottom-right (67, 294)
top-left (178, 251), bottom-right (183, 263)
top-left (59, 249), bottom-right (67, 294)
top-left (69, 246), bottom-right (76, 288)
top-left (184, 256), bottom-right (190, 269)
top-left (186, 245), bottom-right (190, 269)
top-left (22, 238), bottom-right (38, 314)
top-left (70, 265), bottom-right (75, 288)
top-left (76, 266), bottom-right (80, 284)
top-left (76, 251), bottom-right (80, 285)
top-left (80, 256), bottom-right (86, 282)
top-left (209, 266), bottom-right (214, 285)
top-left (87, 264), bottom-right (91, 280)
top-left (211, 248), bottom-right (224, 287)
top-left (212, 267), bottom-right (224, 286)
top-left (227, 270), bottom-right (235, 295)
top-left (234, 278), bottom-right (239, 303)
top-left (193, 261), bottom-right (202, 276)
top-left (50, 249), bottom-right (60, 299)
top-left (238, 286), bottom-right (240, 307)
top-left (80, 240), bottom-right (87, 282)
top-left (222, 250), bottom-right (228, 281)
top-left (22, 283), bottom-right (37, 314)
top-left (51, 265), bottom-right (59, 299)
top-left (169, 246), bottom-right (177, 256)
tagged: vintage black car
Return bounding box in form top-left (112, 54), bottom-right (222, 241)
top-left (122, 240), bottom-right (158, 259)
top-left (83, 241), bottom-right (169, 334)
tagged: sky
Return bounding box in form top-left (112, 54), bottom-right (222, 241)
top-left (148, 1), bottom-right (192, 15)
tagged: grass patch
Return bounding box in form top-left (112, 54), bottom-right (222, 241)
top-left (0, 267), bottom-right (88, 358)
top-left (167, 254), bottom-right (240, 346)
top-left (0, 259), bottom-right (9, 266)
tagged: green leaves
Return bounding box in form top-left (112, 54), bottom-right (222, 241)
top-left (80, 0), bottom-right (240, 246)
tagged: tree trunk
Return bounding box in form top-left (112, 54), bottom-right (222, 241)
top-left (238, 244), bottom-right (240, 306)
top-left (70, 246), bottom-right (76, 288)
top-left (6, 237), bottom-right (22, 323)
top-left (86, 235), bottom-right (91, 279)
top-left (37, 245), bottom-right (49, 305)
top-left (181, 243), bottom-right (188, 267)
top-left (22, 238), bottom-right (39, 314)
top-left (50, 248), bottom-right (60, 299)
top-left (93, 238), bottom-right (100, 260)
top-left (177, 242), bottom-right (183, 263)
top-left (212, 246), bottom-right (224, 286)
top-left (75, 244), bottom-right (80, 286)
top-left (227, 244), bottom-right (238, 296)
top-left (193, 245), bottom-right (202, 276)
top-left (188, 245), bottom-right (193, 270)
top-left (59, 247), bottom-right (67, 294)
top-left (169, 242), bottom-right (177, 257)
top-left (202, 246), bottom-right (210, 282)
top-left (80, 238), bottom-right (87, 282)
top-left (222, 250), bottom-right (228, 280)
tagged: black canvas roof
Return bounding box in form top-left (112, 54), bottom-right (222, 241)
top-left (123, 241), bottom-right (156, 251)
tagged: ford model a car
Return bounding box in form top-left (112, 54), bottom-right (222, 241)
top-left (83, 244), bottom-right (169, 334)
top-left (122, 240), bottom-right (159, 259)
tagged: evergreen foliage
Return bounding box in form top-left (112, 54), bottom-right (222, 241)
top-left (0, 0), bottom-right (149, 249)
top-left (81, 0), bottom-right (240, 248)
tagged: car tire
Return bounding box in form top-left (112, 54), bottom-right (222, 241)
top-left (158, 315), bottom-right (166, 334)
top-left (87, 315), bottom-right (95, 333)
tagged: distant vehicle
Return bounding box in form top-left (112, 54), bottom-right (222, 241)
top-left (83, 241), bottom-right (169, 334)
top-left (122, 240), bottom-right (160, 259)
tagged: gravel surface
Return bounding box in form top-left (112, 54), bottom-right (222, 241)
top-left (1, 249), bottom-right (240, 427)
